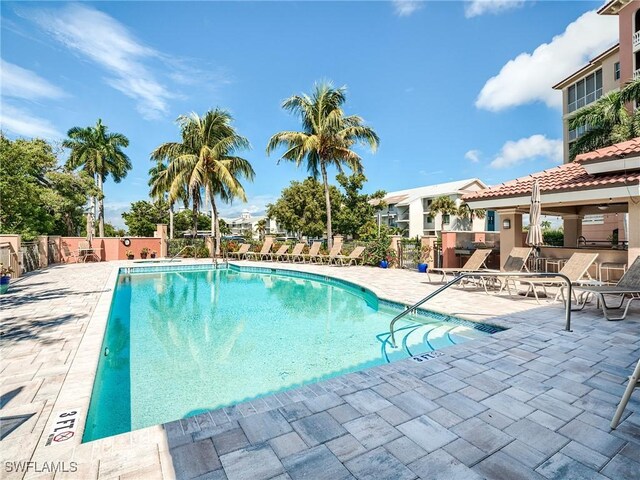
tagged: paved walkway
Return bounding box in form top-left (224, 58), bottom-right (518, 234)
top-left (1, 261), bottom-right (639, 479)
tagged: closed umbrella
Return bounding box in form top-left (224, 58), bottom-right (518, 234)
top-left (86, 211), bottom-right (94, 243)
top-left (526, 180), bottom-right (543, 270)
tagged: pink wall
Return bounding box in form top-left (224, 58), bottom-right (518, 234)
top-left (441, 232), bottom-right (457, 268)
top-left (618, 2), bottom-right (638, 84)
top-left (60, 237), bottom-right (162, 262)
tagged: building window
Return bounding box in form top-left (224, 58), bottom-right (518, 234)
top-left (569, 124), bottom-right (590, 142)
top-left (442, 214), bottom-right (450, 225)
top-left (614, 62), bottom-right (621, 81)
top-left (567, 69), bottom-right (602, 113)
top-left (427, 216), bottom-right (433, 223)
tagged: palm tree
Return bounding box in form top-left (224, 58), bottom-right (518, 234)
top-left (151, 109), bottom-right (254, 256)
top-left (429, 196), bottom-right (458, 237)
top-left (456, 201), bottom-right (486, 222)
top-left (568, 78), bottom-right (640, 160)
top-left (256, 218), bottom-right (267, 240)
top-left (149, 160), bottom-right (183, 240)
top-left (267, 81), bottom-right (379, 249)
top-left (63, 119), bottom-right (131, 237)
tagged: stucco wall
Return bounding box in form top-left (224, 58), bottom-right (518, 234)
top-left (60, 237), bottom-right (162, 262)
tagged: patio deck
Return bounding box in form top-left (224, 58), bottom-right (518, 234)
top-left (1, 261), bottom-right (639, 479)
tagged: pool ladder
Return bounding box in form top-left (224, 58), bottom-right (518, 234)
top-left (388, 272), bottom-right (574, 348)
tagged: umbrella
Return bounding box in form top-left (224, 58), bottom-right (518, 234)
top-left (86, 211), bottom-right (94, 243)
top-left (526, 180), bottom-right (543, 248)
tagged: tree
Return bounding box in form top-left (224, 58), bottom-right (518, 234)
top-left (173, 210), bottom-right (212, 234)
top-left (63, 119), bottom-right (131, 237)
top-left (455, 201), bottom-right (486, 230)
top-left (568, 79), bottom-right (640, 160)
top-left (266, 178), bottom-right (342, 239)
top-left (103, 223), bottom-right (126, 237)
top-left (267, 81), bottom-right (379, 248)
top-left (151, 109), bottom-right (254, 255)
top-left (122, 200), bottom-right (170, 237)
top-left (255, 218), bottom-right (267, 240)
top-left (0, 135), bottom-right (96, 239)
top-left (219, 219), bottom-right (231, 236)
top-left (429, 196), bottom-right (458, 236)
top-left (333, 172), bottom-right (385, 238)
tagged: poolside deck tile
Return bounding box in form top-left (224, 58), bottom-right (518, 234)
top-left (303, 391), bottom-right (344, 413)
top-left (170, 439), bottom-right (221, 480)
top-left (388, 390), bottom-right (439, 418)
top-left (473, 451), bottom-right (547, 480)
top-left (560, 440), bottom-right (610, 470)
top-left (211, 428), bottom-right (250, 456)
top-left (343, 414), bottom-right (401, 450)
top-left (536, 452), bottom-right (608, 480)
top-left (558, 419), bottom-right (627, 457)
top-left (376, 404), bottom-right (413, 426)
top-left (326, 404), bottom-right (362, 424)
top-left (291, 411), bottom-right (346, 447)
top-left (344, 446), bottom-right (416, 480)
top-left (268, 432), bottom-right (307, 459)
top-left (325, 434), bottom-right (367, 462)
top-left (219, 444), bottom-right (284, 480)
top-left (281, 445), bottom-right (353, 480)
top-left (238, 410), bottom-right (292, 445)
top-left (450, 417), bottom-right (513, 454)
top-left (383, 436), bottom-right (427, 465)
top-left (408, 449), bottom-right (482, 480)
top-left (343, 389), bottom-right (392, 415)
top-left (397, 415), bottom-right (457, 453)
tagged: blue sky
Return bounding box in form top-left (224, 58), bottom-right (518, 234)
top-left (1, 1), bottom-right (618, 228)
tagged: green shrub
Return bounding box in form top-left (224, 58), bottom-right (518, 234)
top-left (543, 229), bottom-right (564, 246)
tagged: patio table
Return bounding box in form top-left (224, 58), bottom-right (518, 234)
top-left (80, 247), bottom-right (102, 263)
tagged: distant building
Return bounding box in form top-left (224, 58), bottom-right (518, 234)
top-left (222, 210), bottom-right (289, 239)
top-left (551, 0), bottom-right (637, 242)
top-left (374, 178), bottom-right (494, 237)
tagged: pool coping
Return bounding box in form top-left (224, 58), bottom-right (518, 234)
top-left (31, 260), bottom-right (513, 468)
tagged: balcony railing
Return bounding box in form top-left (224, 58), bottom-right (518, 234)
top-left (634, 31), bottom-right (640, 52)
top-left (634, 69), bottom-right (640, 81)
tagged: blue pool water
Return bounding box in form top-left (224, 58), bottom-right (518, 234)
top-left (83, 266), bottom-right (502, 442)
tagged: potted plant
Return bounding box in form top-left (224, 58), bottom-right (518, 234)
top-left (0, 264), bottom-right (13, 294)
top-left (416, 244), bottom-right (433, 273)
top-left (365, 235), bottom-right (396, 268)
top-left (150, 250), bottom-right (157, 259)
top-left (140, 247), bottom-right (149, 259)
top-left (125, 249), bottom-right (134, 260)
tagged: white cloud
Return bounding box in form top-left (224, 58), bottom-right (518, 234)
top-left (0, 103), bottom-right (63, 139)
top-left (392, 0), bottom-right (423, 17)
top-left (465, 149), bottom-right (481, 163)
top-left (26, 4), bottom-right (174, 119)
top-left (476, 10), bottom-right (618, 111)
top-left (490, 134), bottom-right (562, 169)
top-left (103, 201), bottom-right (131, 229)
top-left (1, 59), bottom-right (67, 101)
top-left (465, 0), bottom-right (525, 18)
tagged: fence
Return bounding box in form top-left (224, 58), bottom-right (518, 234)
top-left (0, 242), bottom-right (20, 276)
top-left (397, 239), bottom-right (419, 270)
top-left (20, 242), bottom-right (40, 274)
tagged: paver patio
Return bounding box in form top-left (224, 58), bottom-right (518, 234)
top-left (1, 260), bottom-right (639, 479)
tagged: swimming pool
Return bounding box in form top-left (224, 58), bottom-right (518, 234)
top-left (83, 265), bottom-right (502, 442)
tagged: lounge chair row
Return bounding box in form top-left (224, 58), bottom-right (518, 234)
top-left (227, 240), bottom-right (366, 266)
top-left (430, 247), bottom-right (640, 321)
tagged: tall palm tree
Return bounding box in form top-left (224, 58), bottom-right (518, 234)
top-left (151, 109), bottom-right (254, 256)
top-left (256, 218), bottom-right (267, 241)
top-left (429, 196), bottom-right (458, 237)
top-left (149, 159), bottom-right (185, 240)
top-left (63, 119), bottom-right (131, 237)
top-left (568, 78), bottom-right (640, 160)
top-left (267, 82), bottom-right (379, 249)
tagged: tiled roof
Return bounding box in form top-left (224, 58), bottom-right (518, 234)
top-left (463, 162), bottom-right (640, 201)
top-left (574, 137), bottom-right (640, 163)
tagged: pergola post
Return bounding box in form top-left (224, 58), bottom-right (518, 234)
top-left (628, 201), bottom-right (640, 264)
top-left (563, 214), bottom-right (583, 247)
top-left (498, 209), bottom-right (523, 269)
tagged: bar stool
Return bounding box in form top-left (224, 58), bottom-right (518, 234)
top-left (599, 262), bottom-right (627, 284)
top-left (546, 258), bottom-right (565, 273)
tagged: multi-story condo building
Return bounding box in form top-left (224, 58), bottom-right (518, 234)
top-left (222, 210), bottom-right (289, 239)
top-left (552, 0), bottom-right (638, 242)
top-left (375, 178), bottom-right (492, 238)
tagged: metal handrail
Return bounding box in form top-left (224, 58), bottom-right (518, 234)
top-left (168, 245), bottom-right (191, 262)
top-left (389, 272), bottom-right (574, 348)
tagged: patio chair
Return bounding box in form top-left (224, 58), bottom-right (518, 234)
top-left (331, 246), bottom-right (366, 266)
top-left (245, 237), bottom-right (274, 261)
top-left (227, 243), bottom-right (251, 260)
top-left (611, 354), bottom-right (640, 429)
top-left (429, 248), bottom-right (492, 283)
top-left (61, 243), bottom-right (81, 263)
top-left (77, 240), bottom-right (91, 263)
top-left (271, 244), bottom-right (290, 262)
top-left (282, 242), bottom-right (306, 263)
top-left (299, 242), bottom-right (322, 263)
top-left (314, 243), bottom-right (342, 264)
top-left (518, 252), bottom-right (599, 304)
top-left (573, 256), bottom-right (640, 321)
top-left (483, 247), bottom-right (533, 295)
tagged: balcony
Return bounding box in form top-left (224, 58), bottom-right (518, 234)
top-left (634, 31), bottom-right (640, 52)
top-left (634, 69), bottom-right (640, 81)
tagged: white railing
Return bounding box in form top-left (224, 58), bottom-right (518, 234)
top-left (634, 31), bottom-right (640, 51)
top-left (634, 69), bottom-right (640, 80)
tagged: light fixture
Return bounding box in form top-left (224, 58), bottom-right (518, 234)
top-left (503, 219), bottom-right (511, 229)
top-left (597, 205), bottom-right (609, 211)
